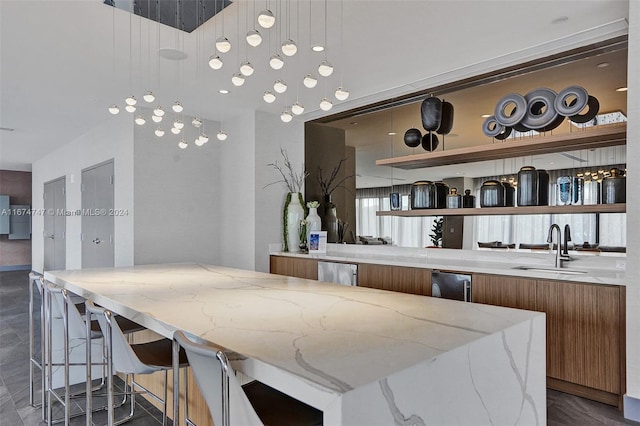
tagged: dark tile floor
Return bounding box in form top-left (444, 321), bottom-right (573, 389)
top-left (1, 270), bottom-right (638, 426)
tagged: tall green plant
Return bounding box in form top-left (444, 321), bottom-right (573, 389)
top-left (429, 217), bottom-right (444, 247)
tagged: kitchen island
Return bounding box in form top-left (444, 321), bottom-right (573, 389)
top-left (45, 263), bottom-right (545, 425)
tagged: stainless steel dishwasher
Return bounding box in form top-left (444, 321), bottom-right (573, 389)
top-left (431, 270), bottom-right (472, 302)
top-left (318, 261), bottom-right (358, 286)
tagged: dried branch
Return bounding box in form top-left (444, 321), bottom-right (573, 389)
top-left (317, 158), bottom-right (355, 197)
top-left (265, 148), bottom-right (309, 193)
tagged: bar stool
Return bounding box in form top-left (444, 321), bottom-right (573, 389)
top-left (85, 300), bottom-right (189, 426)
top-left (173, 330), bottom-right (323, 426)
top-left (28, 273), bottom-right (46, 418)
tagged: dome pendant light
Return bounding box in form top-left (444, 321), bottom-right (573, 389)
top-left (280, 109), bottom-right (293, 123)
top-left (125, 104), bottom-right (136, 113)
top-left (155, 128), bottom-right (165, 137)
top-left (231, 73), bottom-right (246, 86)
top-left (281, 39), bottom-right (298, 57)
top-left (239, 61), bottom-right (254, 76)
top-left (208, 55), bottom-right (223, 70)
top-left (246, 29), bottom-right (263, 47)
top-left (194, 137), bottom-right (205, 147)
top-left (143, 91), bottom-right (155, 103)
top-left (318, 60), bottom-right (334, 77)
top-left (257, 9), bottom-right (275, 28)
top-left (303, 74), bottom-right (318, 88)
top-left (319, 98), bottom-right (333, 111)
top-left (174, 120), bottom-right (184, 129)
top-left (199, 134), bottom-right (209, 144)
top-left (263, 91), bottom-right (276, 103)
top-left (172, 101), bottom-right (184, 113)
top-left (125, 95), bottom-right (137, 106)
top-left (215, 36), bottom-right (231, 53)
top-left (291, 102), bottom-right (305, 115)
top-left (269, 54), bottom-right (284, 70)
top-left (152, 115), bottom-right (163, 123)
top-left (171, 127), bottom-right (181, 135)
top-left (153, 106), bottom-right (165, 117)
top-left (178, 139), bottom-right (188, 149)
top-left (108, 105), bottom-right (120, 115)
top-left (217, 130), bottom-right (228, 141)
top-left (134, 115), bottom-right (146, 125)
top-left (335, 87), bottom-right (350, 101)
top-left (192, 117), bottom-right (202, 128)
top-left (273, 80), bottom-right (288, 93)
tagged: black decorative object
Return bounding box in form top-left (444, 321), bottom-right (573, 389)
top-left (411, 181), bottom-right (437, 209)
top-left (421, 132), bottom-right (439, 151)
top-left (483, 85), bottom-right (600, 137)
top-left (462, 189), bottom-right (475, 208)
top-left (602, 168), bottom-right (626, 204)
top-left (390, 192), bottom-right (401, 210)
top-left (420, 96), bottom-right (442, 131)
top-left (480, 180), bottom-right (506, 207)
top-left (403, 128), bottom-right (422, 148)
top-left (436, 101), bottom-right (454, 135)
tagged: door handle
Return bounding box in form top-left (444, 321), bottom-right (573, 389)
top-left (47, 234), bottom-right (55, 240)
top-left (92, 238), bottom-right (101, 245)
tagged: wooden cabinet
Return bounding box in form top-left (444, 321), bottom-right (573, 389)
top-left (358, 263), bottom-right (431, 296)
top-left (269, 256), bottom-right (318, 280)
top-left (473, 273), bottom-right (625, 407)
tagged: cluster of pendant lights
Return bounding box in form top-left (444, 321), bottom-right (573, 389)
top-left (208, 5), bottom-right (350, 123)
top-left (109, 92), bottom-right (227, 148)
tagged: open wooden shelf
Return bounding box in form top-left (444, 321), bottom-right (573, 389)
top-left (376, 123), bottom-right (627, 170)
top-left (377, 203), bottom-right (626, 217)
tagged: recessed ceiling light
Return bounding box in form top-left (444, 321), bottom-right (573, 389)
top-left (551, 16), bottom-right (568, 24)
top-left (616, 87), bottom-right (628, 92)
top-left (387, 132), bottom-right (396, 136)
top-left (596, 62), bottom-right (609, 68)
top-left (481, 114), bottom-right (491, 118)
top-left (219, 89), bottom-right (229, 94)
top-left (158, 47), bottom-right (187, 60)
top-left (312, 45), bottom-right (325, 52)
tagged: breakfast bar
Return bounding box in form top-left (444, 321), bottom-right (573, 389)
top-left (45, 262), bottom-right (546, 425)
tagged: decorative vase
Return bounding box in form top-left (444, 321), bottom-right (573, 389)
top-left (323, 195), bottom-right (338, 243)
top-left (306, 207), bottom-right (321, 244)
top-left (284, 192), bottom-right (304, 253)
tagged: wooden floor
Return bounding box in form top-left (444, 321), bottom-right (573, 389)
top-left (1, 270), bottom-right (638, 426)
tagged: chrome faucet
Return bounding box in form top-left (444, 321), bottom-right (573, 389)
top-left (547, 224), bottom-right (572, 268)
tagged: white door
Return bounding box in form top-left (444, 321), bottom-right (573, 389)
top-left (81, 160), bottom-right (114, 268)
top-left (43, 177), bottom-right (66, 271)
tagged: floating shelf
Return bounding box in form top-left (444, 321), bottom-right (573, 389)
top-left (376, 123), bottom-right (627, 170)
top-left (377, 203), bottom-right (626, 217)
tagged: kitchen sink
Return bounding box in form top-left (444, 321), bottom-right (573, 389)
top-left (512, 266), bottom-right (588, 275)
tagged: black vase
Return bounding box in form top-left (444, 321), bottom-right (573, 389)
top-left (323, 195), bottom-right (338, 243)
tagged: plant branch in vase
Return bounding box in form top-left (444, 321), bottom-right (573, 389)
top-left (317, 158), bottom-right (355, 243)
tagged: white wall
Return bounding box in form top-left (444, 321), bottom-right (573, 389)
top-left (625, 0), bottom-right (640, 419)
top-left (32, 113), bottom-right (134, 273)
top-left (133, 112), bottom-right (221, 265)
top-left (254, 111), bottom-right (305, 273)
top-left (218, 111), bottom-right (256, 270)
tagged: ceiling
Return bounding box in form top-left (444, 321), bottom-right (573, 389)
top-left (324, 45), bottom-right (629, 187)
top-left (0, 0), bottom-right (630, 171)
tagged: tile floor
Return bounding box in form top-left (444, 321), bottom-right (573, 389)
top-left (1, 270), bottom-right (638, 426)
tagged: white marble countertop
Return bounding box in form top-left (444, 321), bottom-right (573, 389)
top-left (44, 262), bottom-right (543, 412)
top-left (271, 244), bottom-right (627, 286)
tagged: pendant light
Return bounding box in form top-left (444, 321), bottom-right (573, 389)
top-left (335, 87), bottom-right (350, 101)
top-left (154, 106), bottom-right (165, 117)
top-left (171, 127), bottom-right (181, 135)
top-left (172, 101), bottom-right (184, 113)
top-left (108, 105), bottom-right (120, 115)
top-left (152, 115), bottom-right (163, 123)
top-left (215, 36), bottom-right (231, 53)
top-left (232, 73), bottom-right (246, 86)
top-left (240, 61), bottom-right (255, 76)
top-left (192, 117), bottom-right (202, 128)
top-left (155, 128), bottom-right (165, 137)
top-left (319, 97), bottom-right (333, 111)
top-left (263, 91), bottom-right (277, 103)
top-left (208, 55), bottom-right (223, 70)
top-left (303, 74), bottom-right (318, 88)
top-left (217, 130), bottom-right (228, 141)
top-left (246, 29), bottom-right (262, 47)
top-left (125, 95), bottom-right (137, 106)
top-left (199, 134), bottom-right (209, 144)
top-left (291, 102), bottom-right (305, 115)
top-left (195, 137), bottom-right (205, 147)
top-left (125, 104), bottom-right (137, 113)
top-left (318, 60), bottom-right (333, 77)
top-left (143, 91), bottom-right (155, 103)
top-left (258, 9), bottom-right (275, 28)
top-left (174, 120), bottom-right (184, 129)
top-left (280, 109), bottom-right (293, 123)
top-left (281, 39), bottom-right (297, 56)
top-left (178, 139), bottom-right (188, 149)
top-left (269, 54), bottom-right (284, 70)
top-left (135, 115), bottom-right (146, 125)
top-left (274, 80), bottom-right (288, 93)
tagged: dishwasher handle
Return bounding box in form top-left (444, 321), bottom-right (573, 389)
top-left (464, 280), bottom-right (472, 302)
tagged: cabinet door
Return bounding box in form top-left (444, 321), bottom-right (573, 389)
top-left (358, 264), bottom-right (431, 295)
top-left (536, 280), bottom-right (622, 395)
top-left (269, 256), bottom-right (318, 280)
top-left (472, 274), bottom-right (537, 310)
